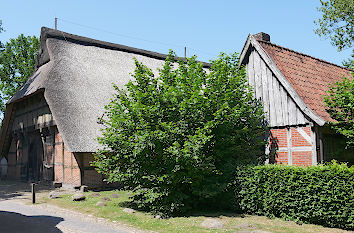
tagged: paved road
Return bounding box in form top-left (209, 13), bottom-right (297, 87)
top-left (0, 182), bottom-right (145, 233)
top-left (0, 199), bottom-right (140, 233)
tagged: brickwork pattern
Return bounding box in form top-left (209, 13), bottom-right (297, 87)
top-left (292, 151), bottom-right (312, 166)
top-left (54, 130), bottom-right (81, 186)
top-left (270, 128), bottom-right (287, 148)
top-left (291, 127), bottom-right (311, 147)
top-left (81, 152), bottom-right (103, 188)
top-left (270, 126), bottom-right (314, 166)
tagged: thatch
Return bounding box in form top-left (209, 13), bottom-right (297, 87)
top-left (2, 27), bottom-right (210, 153)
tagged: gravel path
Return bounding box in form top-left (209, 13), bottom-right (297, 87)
top-left (0, 182), bottom-right (147, 233)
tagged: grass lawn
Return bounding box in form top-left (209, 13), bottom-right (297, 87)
top-left (44, 190), bottom-right (350, 233)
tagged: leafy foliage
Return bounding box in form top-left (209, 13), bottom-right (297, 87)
top-left (324, 75), bottom-right (354, 147)
top-left (234, 162), bottom-right (354, 230)
top-left (0, 19), bottom-right (3, 34)
top-left (342, 53), bottom-right (354, 69)
top-left (0, 34), bottom-right (40, 114)
top-left (93, 51), bottom-right (267, 216)
top-left (315, 0), bottom-right (354, 51)
top-left (0, 20), bottom-right (3, 49)
top-left (314, 0), bottom-right (354, 67)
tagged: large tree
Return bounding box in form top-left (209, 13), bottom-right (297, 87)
top-left (93, 52), bottom-right (266, 216)
top-left (324, 75), bottom-right (354, 147)
top-left (315, 0), bottom-right (354, 52)
top-left (315, 0), bottom-right (354, 146)
top-left (0, 20), bottom-right (3, 33)
top-left (0, 20), bottom-right (4, 48)
top-left (0, 34), bottom-right (40, 115)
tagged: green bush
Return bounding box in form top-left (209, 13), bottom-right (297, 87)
top-left (93, 51), bottom-right (267, 216)
top-left (234, 162), bottom-right (354, 230)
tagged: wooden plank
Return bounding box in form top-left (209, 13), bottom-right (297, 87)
top-left (249, 37), bottom-right (325, 126)
top-left (287, 128), bottom-right (292, 165)
top-left (261, 59), bottom-right (270, 121)
top-left (280, 85), bottom-right (289, 126)
top-left (239, 34), bottom-right (252, 67)
top-left (296, 128), bottom-right (312, 143)
top-left (267, 69), bottom-right (276, 127)
top-left (253, 51), bottom-right (262, 100)
top-left (288, 97), bottom-right (297, 125)
top-left (273, 76), bottom-right (283, 126)
top-left (246, 63), bottom-right (250, 85)
top-left (296, 108), bottom-right (305, 125)
top-left (248, 48), bottom-right (255, 89)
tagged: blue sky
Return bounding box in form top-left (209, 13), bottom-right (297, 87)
top-left (0, 0), bottom-right (352, 66)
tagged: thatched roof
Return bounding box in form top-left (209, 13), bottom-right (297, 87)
top-left (1, 27), bottom-right (210, 153)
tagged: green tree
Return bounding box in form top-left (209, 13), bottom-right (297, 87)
top-left (93, 51), bottom-right (267, 216)
top-left (0, 20), bottom-right (3, 33)
top-left (0, 34), bottom-right (40, 115)
top-left (315, 0), bottom-right (354, 51)
top-left (0, 20), bottom-right (4, 48)
top-left (315, 0), bottom-right (354, 145)
top-left (324, 75), bottom-right (354, 147)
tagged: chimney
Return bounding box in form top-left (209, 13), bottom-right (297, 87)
top-left (253, 32), bottom-right (270, 42)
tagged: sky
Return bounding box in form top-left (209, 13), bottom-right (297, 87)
top-left (0, 0), bottom-right (352, 66)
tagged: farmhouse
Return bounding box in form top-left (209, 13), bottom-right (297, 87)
top-left (0, 27), bottom-right (184, 187)
top-left (240, 32), bottom-right (353, 166)
top-left (0, 28), bottom-right (352, 187)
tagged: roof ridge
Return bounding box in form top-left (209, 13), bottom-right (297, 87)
top-left (38, 27), bottom-right (211, 68)
top-left (258, 40), bottom-right (352, 72)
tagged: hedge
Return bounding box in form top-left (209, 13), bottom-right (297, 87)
top-left (234, 162), bottom-right (354, 230)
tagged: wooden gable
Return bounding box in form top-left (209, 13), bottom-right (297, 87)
top-left (240, 34), bottom-right (325, 128)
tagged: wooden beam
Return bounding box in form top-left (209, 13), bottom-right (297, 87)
top-left (287, 127), bottom-right (292, 165)
top-left (311, 126), bottom-right (317, 165)
top-left (239, 34), bottom-right (252, 67)
top-left (261, 59), bottom-right (270, 121)
top-left (267, 69), bottom-right (276, 126)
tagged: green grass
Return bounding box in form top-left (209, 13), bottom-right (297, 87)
top-left (44, 190), bottom-right (350, 233)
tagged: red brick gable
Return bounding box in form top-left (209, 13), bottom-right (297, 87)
top-left (257, 40), bottom-right (351, 122)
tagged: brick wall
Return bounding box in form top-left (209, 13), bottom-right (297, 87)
top-left (53, 129), bottom-right (81, 187)
top-left (269, 126), bottom-right (315, 166)
top-left (291, 127), bottom-right (312, 147)
top-left (292, 151), bottom-right (312, 166)
top-left (80, 152), bottom-right (103, 188)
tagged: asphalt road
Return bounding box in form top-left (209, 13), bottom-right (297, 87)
top-left (0, 199), bottom-right (139, 233)
top-left (0, 182), bottom-right (144, 233)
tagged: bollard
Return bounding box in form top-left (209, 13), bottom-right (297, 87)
top-left (31, 183), bottom-right (36, 204)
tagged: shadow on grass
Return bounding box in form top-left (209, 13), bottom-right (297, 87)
top-left (117, 200), bottom-right (244, 218)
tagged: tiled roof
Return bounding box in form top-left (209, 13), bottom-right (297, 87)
top-left (257, 40), bottom-right (351, 122)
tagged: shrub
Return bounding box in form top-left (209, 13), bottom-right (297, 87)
top-left (234, 162), bottom-right (354, 230)
top-left (93, 51), bottom-right (267, 216)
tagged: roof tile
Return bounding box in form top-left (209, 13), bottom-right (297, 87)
top-left (258, 40), bottom-right (351, 122)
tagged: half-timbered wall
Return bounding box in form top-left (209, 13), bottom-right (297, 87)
top-left (269, 126), bottom-right (316, 166)
top-left (246, 47), bottom-right (310, 127)
top-left (5, 93), bottom-right (103, 186)
top-left (244, 45), bottom-right (317, 166)
top-left (12, 94), bottom-right (55, 132)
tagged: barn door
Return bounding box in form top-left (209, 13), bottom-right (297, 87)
top-left (42, 132), bottom-right (54, 182)
top-left (28, 133), bottom-right (44, 182)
